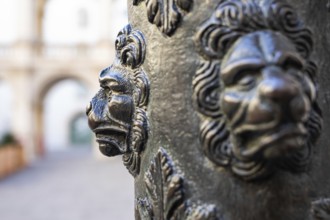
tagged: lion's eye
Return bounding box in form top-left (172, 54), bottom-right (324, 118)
top-left (232, 70), bottom-right (257, 90)
top-left (100, 78), bottom-right (120, 90)
top-left (237, 75), bottom-right (255, 88)
top-left (100, 84), bottom-right (113, 98)
top-left (100, 81), bottom-right (109, 90)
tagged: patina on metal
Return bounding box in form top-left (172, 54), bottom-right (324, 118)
top-left (87, 0), bottom-right (330, 219)
top-left (86, 24), bottom-right (150, 177)
top-left (194, 0), bottom-right (322, 181)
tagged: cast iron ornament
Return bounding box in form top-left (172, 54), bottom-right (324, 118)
top-left (193, 0), bottom-right (323, 181)
top-left (86, 24), bottom-right (150, 177)
top-left (136, 148), bottom-right (219, 220)
top-left (133, 0), bottom-right (193, 36)
top-left (311, 198), bottom-right (330, 220)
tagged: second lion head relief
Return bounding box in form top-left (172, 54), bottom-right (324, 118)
top-left (86, 24), bottom-right (149, 177)
top-left (194, 0), bottom-right (323, 180)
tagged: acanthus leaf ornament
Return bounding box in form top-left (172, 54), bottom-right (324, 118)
top-left (137, 148), bottom-right (186, 219)
top-left (136, 148), bottom-right (220, 220)
top-left (193, 0), bottom-right (323, 181)
top-left (87, 24), bottom-right (150, 177)
top-left (133, 0), bottom-right (193, 36)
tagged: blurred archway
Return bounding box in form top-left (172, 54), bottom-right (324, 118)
top-left (38, 78), bottom-right (92, 153)
top-left (0, 0), bottom-right (127, 162)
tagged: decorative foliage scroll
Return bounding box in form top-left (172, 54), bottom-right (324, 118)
top-left (193, 0), bottom-right (323, 181)
top-left (133, 0), bottom-right (193, 36)
top-left (136, 148), bottom-right (219, 220)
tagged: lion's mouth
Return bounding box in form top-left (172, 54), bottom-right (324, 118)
top-left (237, 123), bottom-right (307, 159)
top-left (93, 125), bottom-right (128, 156)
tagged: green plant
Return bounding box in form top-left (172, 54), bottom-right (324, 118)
top-left (0, 132), bottom-right (18, 147)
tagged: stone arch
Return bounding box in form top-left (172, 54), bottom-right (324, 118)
top-left (35, 70), bottom-right (95, 103)
top-left (33, 70), bottom-right (97, 154)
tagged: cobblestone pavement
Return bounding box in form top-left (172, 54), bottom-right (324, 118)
top-left (0, 148), bottom-right (134, 220)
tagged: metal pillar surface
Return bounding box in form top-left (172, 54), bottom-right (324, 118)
top-left (87, 0), bottom-right (330, 219)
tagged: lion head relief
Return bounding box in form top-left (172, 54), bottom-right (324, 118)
top-left (86, 24), bottom-right (149, 177)
top-left (194, 0), bottom-right (322, 180)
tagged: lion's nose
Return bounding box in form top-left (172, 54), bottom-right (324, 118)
top-left (86, 101), bottom-right (103, 130)
top-left (258, 67), bottom-right (309, 122)
top-left (259, 75), bottom-right (299, 102)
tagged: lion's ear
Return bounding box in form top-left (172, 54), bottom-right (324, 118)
top-left (134, 70), bottom-right (150, 108)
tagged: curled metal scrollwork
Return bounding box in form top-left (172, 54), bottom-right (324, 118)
top-left (115, 25), bottom-right (146, 69)
top-left (86, 24), bottom-right (150, 177)
top-left (194, 0), bottom-right (323, 181)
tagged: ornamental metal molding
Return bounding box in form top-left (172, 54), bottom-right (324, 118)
top-left (86, 24), bottom-right (150, 177)
top-left (193, 0), bottom-right (323, 181)
top-left (135, 148), bottom-right (219, 220)
top-left (133, 0), bottom-right (193, 36)
top-left (311, 198), bottom-right (330, 220)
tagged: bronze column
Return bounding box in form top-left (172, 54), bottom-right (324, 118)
top-left (87, 0), bottom-right (330, 219)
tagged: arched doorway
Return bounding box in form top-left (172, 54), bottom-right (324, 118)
top-left (40, 78), bottom-right (92, 153)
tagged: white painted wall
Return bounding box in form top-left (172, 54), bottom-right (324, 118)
top-left (43, 0), bottom-right (128, 44)
top-left (43, 0), bottom-right (99, 44)
top-left (0, 1), bottom-right (19, 44)
top-left (0, 0), bottom-right (128, 45)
